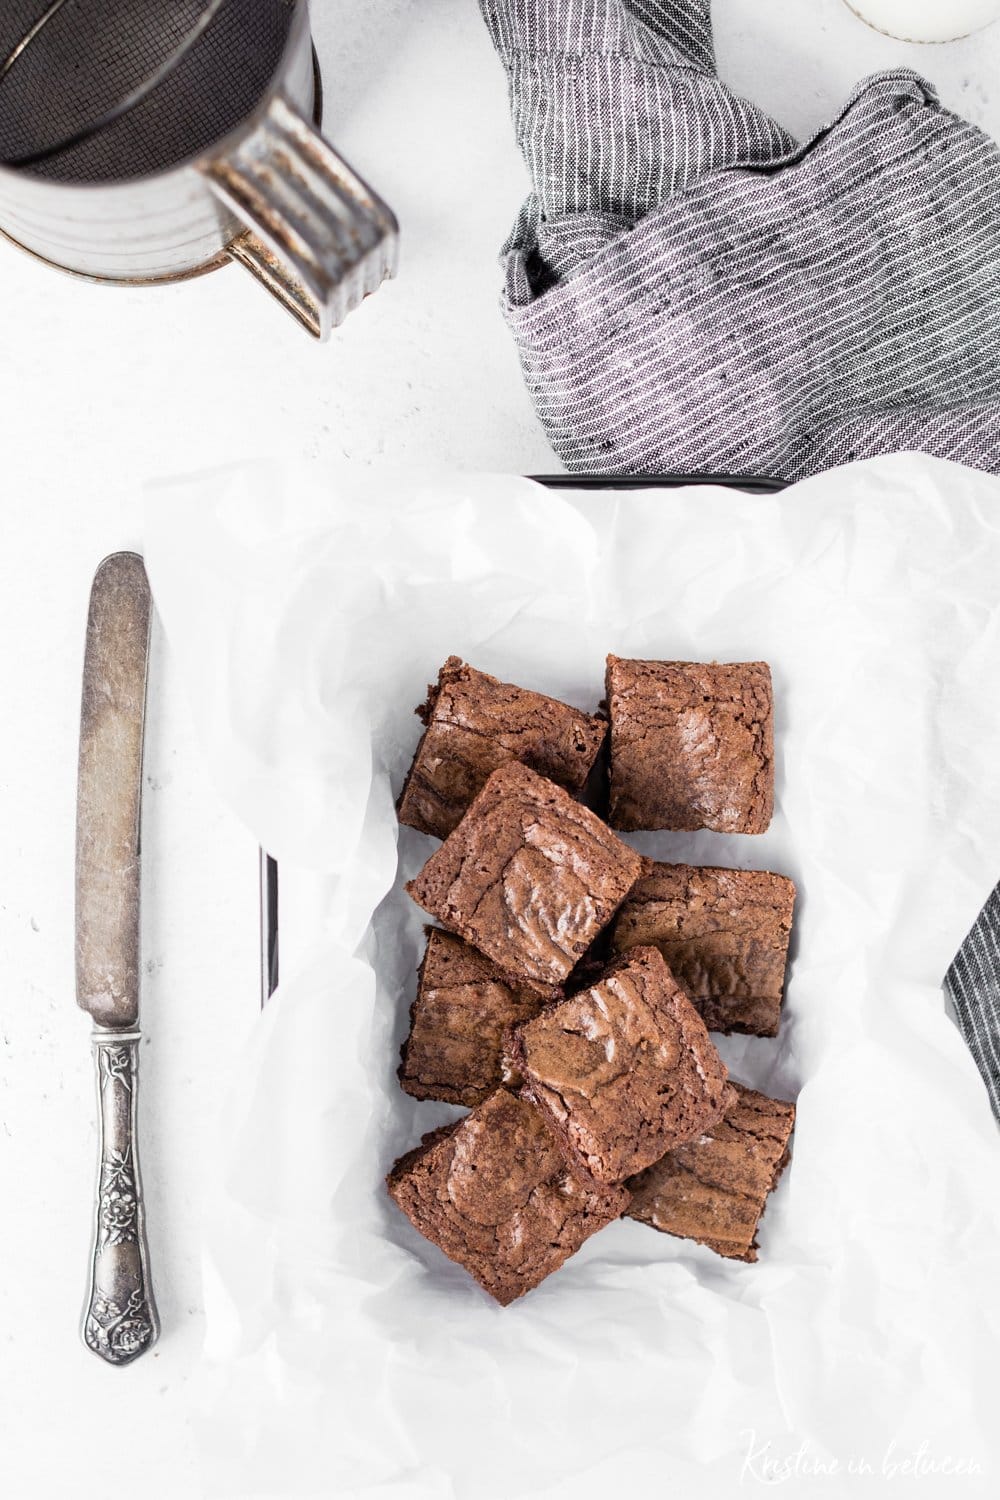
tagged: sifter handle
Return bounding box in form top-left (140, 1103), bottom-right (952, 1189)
top-left (202, 92), bottom-right (398, 341)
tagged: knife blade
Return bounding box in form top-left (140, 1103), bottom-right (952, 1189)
top-left (76, 552), bottom-right (149, 1028)
top-left (76, 552), bottom-right (158, 1365)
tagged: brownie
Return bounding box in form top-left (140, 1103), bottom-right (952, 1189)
top-left (626, 1083), bottom-right (795, 1261)
top-left (397, 656), bottom-right (606, 839)
top-left (406, 763), bottom-right (646, 993)
top-left (611, 863), bottom-right (795, 1036)
top-left (398, 928), bottom-right (546, 1105)
top-left (386, 1089), bottom-right (629, 1305)
top-left (605, 656), bottom-right (774, 833)
top-left (507, 947), bottom-right (732, 1187)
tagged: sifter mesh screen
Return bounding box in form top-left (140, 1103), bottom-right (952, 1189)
top-left (0, 0), bottom-right (295, 182)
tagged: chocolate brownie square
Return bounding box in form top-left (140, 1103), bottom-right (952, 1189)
top-left (507, 946), bottom-right (732, 1187)
top-left (611, 863), bottom-right (795, 1036)
top-left (626, 1083), bottom-right (795, 1261)
top-left (398, 928), bottom-right (546, 1106)
top-left (386, 1089), bottom-right (628, 1305)
top-left (605, 656), bottom-right (774, 833)
top-left (406, 763), bottom-right (645, 993)
top-left (397, 657), bottom-right (606, 839)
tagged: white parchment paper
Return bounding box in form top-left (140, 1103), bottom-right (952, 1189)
top-left (146, 456), bottom-right (1000, 1499)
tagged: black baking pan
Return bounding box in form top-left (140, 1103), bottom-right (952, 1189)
top-left (530, 472), bottom-right (785, 493)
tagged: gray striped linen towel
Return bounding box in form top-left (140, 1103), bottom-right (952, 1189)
top-left (480, 0), bottom-right (1000, 481)
top-left (480, 0), bottom-right (1000, 1119)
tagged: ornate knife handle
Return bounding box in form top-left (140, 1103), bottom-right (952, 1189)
top-left (82, 1033), bottom-right (159, 1365)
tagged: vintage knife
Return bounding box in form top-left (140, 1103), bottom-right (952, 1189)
top-left (76, 552), bottom-right (158, 1366)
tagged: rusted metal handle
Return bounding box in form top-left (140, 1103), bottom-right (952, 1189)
top-left (203, 92), bottom-right (398, 340)
top-left (82, 1033), bottom-right (159, 1366)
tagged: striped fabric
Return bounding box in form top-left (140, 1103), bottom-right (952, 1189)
top-left (482, 0), bottom-right (1000, 1120)
top-left (480, 0), bottom-right (1000, 481)
top-left (947, 898), bottom-right (1000, 1121)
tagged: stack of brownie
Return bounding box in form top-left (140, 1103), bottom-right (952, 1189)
top-left (387, 655), bottom-right (796, 1305)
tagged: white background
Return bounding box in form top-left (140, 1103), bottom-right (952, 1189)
top-left (2, 3), bottom-right (1000, 1497)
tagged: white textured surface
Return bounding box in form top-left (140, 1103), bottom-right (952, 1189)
top-left (2, 2), bottom-right (1000, 1497)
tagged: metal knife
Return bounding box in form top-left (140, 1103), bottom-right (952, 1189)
top-left (76, 552), bottom-right (158, 1366)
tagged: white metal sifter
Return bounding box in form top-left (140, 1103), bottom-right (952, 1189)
top-left (0, 0), bottom-right (398, 338)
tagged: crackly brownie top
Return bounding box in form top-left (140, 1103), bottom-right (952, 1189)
top-left (626, 1083), bottom-right (795, 1261)
top-left (611, 863), bottom-right (795, 1036)
top-left (406, 763), bottom-right (645, 990)
top-left (605, 656), bottom-right (774, 834)
top-left (397, 656), bottom-right (607, 839)
top-left (510, 946), bottom-right (732, 1186)
top-left (386, 1089), bottom-right (628, 1305)
top-left (398, 928), bottom-right (545, 1106)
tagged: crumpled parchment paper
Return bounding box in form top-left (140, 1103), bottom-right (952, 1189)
top-left (145, 455), bottom-right (1000, 1499)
